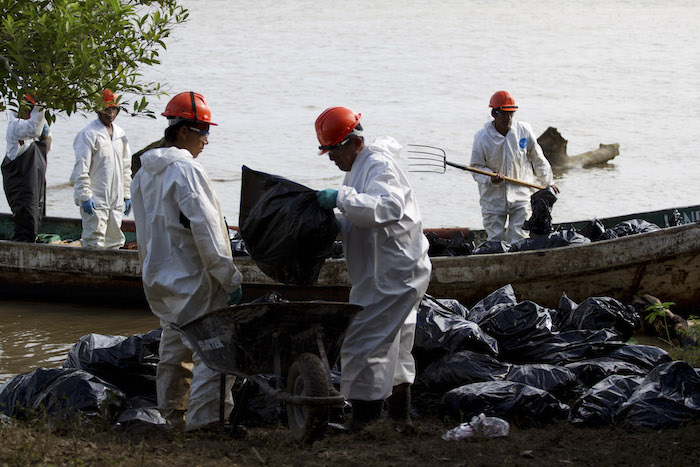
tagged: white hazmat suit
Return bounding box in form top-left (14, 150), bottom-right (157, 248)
top-left (71, 118), bottom-right (132, 248)
top-left (131, 146), bottom-right (243, 430)
top-left (336, 136), bottom-right (432, 401)
top-left (470, 119), bottom-right (553, 244)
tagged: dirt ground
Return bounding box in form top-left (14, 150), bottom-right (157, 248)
top-left (2, 416), bottom-right (699, 466)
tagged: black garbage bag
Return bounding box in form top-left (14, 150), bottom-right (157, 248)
top-left (598, 219), bottom-right (660, 241)
top-left (229, 230), bottom-right (250, 257)
top-left (472, 240), bottom-right (511, 255)
top-left (440, 381), bottom-right (570, 427)
top-left (476, 300), bottom-right (556, 358)
top-left (414, 295), bottom-right (499, 372)
top-left (577, 218), bottom-right (606, 241)
top-left (617, 361), bottom-right (700, 429)
top-left (569, 374), bottom-right (645, 426)
top-left (63, 329), bottom-right (161, 402)
top-left (238, 165), bottom-right (339, 285)
top-left (425, 231), bottom-right (474, 257)
top-left (522, 187), bottom-right (558, 235)
top-left (505, 363), bottom-right (580, 398)
top-left (0, 368), bottom-right (124, 420)
top-left (413, 350), bottom-right (511, 412)
top-left (601, 344), bottom-right (672, 371)
top-left (231, 374), bottom-right (283, 427)
top-left (509, 230), bottom-right (590, 252)
top-left (558, 297), bottom-right (641, 341)
top-left (507, 329), bottom-right (623, 364)
top-left (554, 293), bottom-right (578, 330)
top-left (564, 357), bottom-right (648, 388)
top-left (466, 284), bottom-right (519, 324)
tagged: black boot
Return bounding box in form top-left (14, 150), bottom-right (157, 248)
top-left (330, 399), bottom-right (383, 433)
top-left (387, 383), bottom-right (414, 433)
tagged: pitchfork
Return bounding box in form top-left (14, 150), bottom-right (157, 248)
top-left (407, 144), bottom-right (545, 190)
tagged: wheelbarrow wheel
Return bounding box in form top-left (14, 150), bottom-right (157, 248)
top-left (286, 352), bottom-right (330, 444)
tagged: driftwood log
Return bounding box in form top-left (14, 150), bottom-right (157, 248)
top-left (632, 294), bottom-right (698, 348)
top-left (537, 127), bottom-right (619, 168)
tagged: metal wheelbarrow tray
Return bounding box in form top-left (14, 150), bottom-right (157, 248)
top-left (177, 301), bottom-right (361, 443)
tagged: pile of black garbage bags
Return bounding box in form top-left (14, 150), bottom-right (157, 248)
top-left (1, 285), bottom-right (699, 432)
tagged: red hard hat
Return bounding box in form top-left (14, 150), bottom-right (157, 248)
top-left (102, 89), bottom-right (119, 108)
top-left (489, 90), bottom-right (518, 111)
top-left (23, 93), bottom-right (37, 105)
top-left (162, 91), bottom-right (218, 126)
top-left (315, 107), bottom-right (362, 155)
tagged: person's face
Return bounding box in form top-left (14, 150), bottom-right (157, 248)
top-left (493, 109), bottom-right (515, 136)
top-left (180, 123), bottom-right (210, 157)
top-left (97, 106), bottom-right (119, 126)
top-left (327, 137), bottom-right (359, 172)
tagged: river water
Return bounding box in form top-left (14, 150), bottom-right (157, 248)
top-left (1, 0), bottom-right (699, 383)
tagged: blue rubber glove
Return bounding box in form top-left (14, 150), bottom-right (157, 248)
top-left (227, 286), bottom-right (242, 306)
top-left (316, 189), bottom-right (338, 210)
top-left (124, 198), bottom-right (132, 216)
top-left (81, 198), bottom-right (96, 216)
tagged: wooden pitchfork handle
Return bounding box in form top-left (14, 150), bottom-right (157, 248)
top-left (446, 161), bottom-right (546, 190)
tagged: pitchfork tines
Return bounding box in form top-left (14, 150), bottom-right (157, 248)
top-left (407, 144), bottom-right (447, 173)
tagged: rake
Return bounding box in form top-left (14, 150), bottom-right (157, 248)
top-left (407, 144), bottom-right (545, 190)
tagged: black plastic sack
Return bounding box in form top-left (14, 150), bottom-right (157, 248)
top-left (413, 350), bottom-right (510, 414)
top-left (569, 374), bottom-right (645, 426)
top-left (425, 231), bottom-right (474, 257)
top-left (505, 363), bottom-right (580, 397)
top-left (63, 329), bottom-right (161, 401)
top-left (558, 297), bottom-right (641, 341)
top-left (617, 361), bottom-right (700, 429)
top-left (577, 218), bottom-right (606, 241)
top-left (564, 357), bottom-right (647, 388)
top-left (507, 329), bottom-right (623, 365)
top-left (440, 381), bottom-right (570, 427)
top-left (598, 219), bottom-right (660, 241)
top-left (476, 300), bottom-right (556, 358)
top-left (472, 240), bottom-right (511, 255)
top-left (466, 284), bottom-right (519, 324)
top-left (509, 230), bottom-right (590, 252)
top-left (0, 367), bottom-right (124, 420)
top-left (601, 344), bottom-right (672, 371)
top-left (522, 187), bottom-right (558, 235)
top-left (239, 165), bottom-right (339, 285)
top-left (414, 295), bottom-right (499, 371)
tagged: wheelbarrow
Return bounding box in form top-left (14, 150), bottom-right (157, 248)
top-left (174, 301), bottom-right (361, 443)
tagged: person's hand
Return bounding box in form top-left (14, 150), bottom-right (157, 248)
top-left (124, 198), bottom-right (132, 216)
top-left (81, 198), bottom-right (96, 216)
top-left (227, 286), bottom-right (243, 306)
top-left (316, 189), bottom-right (338, 210)
top-left (550, 184), bottom-right (561, 194)
top-left (490, 172), bottom-right (505, 184)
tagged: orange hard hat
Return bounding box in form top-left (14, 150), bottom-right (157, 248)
top-left (101, 89), bottom-right (119, 108)
top-left (162, 91), bottom-right (218, 126)
top-left (315, 107), bottom-right (362, 155)
top-left (23, 93), bottom-right (37, 105)
top-left (489, 90), bottom-right (518, 111)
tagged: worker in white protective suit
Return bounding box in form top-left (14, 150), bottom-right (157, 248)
top-left (314, 107), bottom-right (432, 432)
top-left (470, 90), bottom-right (559, 244)
top-left (2, 93), bottom-right (51, 242)
top-left (131, 91), bottom-right (243, 432)
top-left (70, 89), bottom-right (132, 249)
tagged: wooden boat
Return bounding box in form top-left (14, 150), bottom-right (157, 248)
top-left (1, 204), bottom-right (699, 311)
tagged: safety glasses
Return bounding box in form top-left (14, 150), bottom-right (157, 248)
top-left (189, 127), bottom-right (210, 137)
top-left (319, 137), bottom-right (352, 152)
